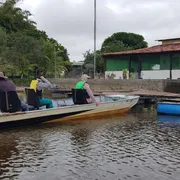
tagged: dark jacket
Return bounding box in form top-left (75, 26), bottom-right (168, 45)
top-left (0, 77), bottom-right (16, 91)
top-left (0, 77), bottom-right (29, 112)
top-left (36, 89), bottom-right (43, 98)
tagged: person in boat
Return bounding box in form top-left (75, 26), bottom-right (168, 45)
top-left (0, 72), bottom-right (29, 112)
top-left (30, 76), bottom-right (54, 109)
top-left (75, 74), bottom-right (100, 106)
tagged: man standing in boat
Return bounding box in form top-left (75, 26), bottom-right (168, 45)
top-left (75, 74), bottom-right (100, 106)
top-left (30, 76), bottom-right (54, 109)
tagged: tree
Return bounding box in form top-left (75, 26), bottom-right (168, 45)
top-left (0, 28), bottom-right (7, 56)
top-left (83, 50), bottom-right (104, 73)
top-left (55, 60), bottom-right (72, 78)
top-left (101, 32), bottom-right (148, 53)
top-left (49, 38), bottom-right (69, 61)
top-left (0, 0), bottom-right (71, 78)
top-left (4, 32), bottom-right (45, 78)
top-left (0, 0), bottom-right (35, 33)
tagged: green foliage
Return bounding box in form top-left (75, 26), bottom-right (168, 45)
top-left (0, 0), bottom-right (35, 33)
top-left (0, 28), bottom-right (7, 55)
top-left (122, 69), bottom-right (128, 79)
top-left (106, 72), bottom-right (116, 79)
top-left (5, 32), bottom-right (45, 78)
top-left (12, 78), bottom-right (31, 86)
top-left (82, 32), bottom-right (148, 75)
top-left (56, 60), bottom-right (72, 78)
top-left (101, 32), bottom-right (148, 53)
top-left (83, 50), bottom-right (104, 73)
top-left (0, 0), bottom-right (71, 79)
top-left (129, 72), bottom-right (135, 79)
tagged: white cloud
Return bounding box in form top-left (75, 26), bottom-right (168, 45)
top-left (18, 0), bottom-right (41, 13)
top-left (19, 0), bottom-right (180, 61)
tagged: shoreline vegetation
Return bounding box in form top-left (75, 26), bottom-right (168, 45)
top-left (0, 1), bottom-right (148, 80)
top-left (0, 0), bottom-right (72, 79)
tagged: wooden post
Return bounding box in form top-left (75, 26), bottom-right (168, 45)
top-left (104, 58), bottom-right (106, 77)
top-left (93, 0), bottom-right (96, 78)
top-left (129, 55), bottom-right (131, 79)
top-left (138, 55), bottom-right (142, 79)
top-left (170, 53), bottom-right (172, 79)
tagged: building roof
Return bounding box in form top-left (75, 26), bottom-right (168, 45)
top-left (72, 61), bottom-right (83, 66)
top-left (103, 43), bottom-right (180, 56)
top-left (156, 37), bottom-right (180, 42)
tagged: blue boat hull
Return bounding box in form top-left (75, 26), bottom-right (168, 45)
top-left (157, 102), bottom-right (180, 115)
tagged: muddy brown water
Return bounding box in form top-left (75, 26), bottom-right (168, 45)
top-left (0, 108), bottom-right (180, 180)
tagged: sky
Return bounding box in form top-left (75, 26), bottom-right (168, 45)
top-left (19, 0), bottom-right (180, 62)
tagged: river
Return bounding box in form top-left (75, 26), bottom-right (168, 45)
top-left (0, 108), bottom-right (180, 180)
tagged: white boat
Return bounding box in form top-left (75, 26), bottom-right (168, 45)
top-left (0, 95), bottom-right (139, 128)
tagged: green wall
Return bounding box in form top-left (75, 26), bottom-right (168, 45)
top-left (105, 53), bottom-right (180, 71)
top-left (160, 54), bottom-right (170, 70)
top-left (141, 54), bottom-right (160, 70)
top-left (172, 53), bottom-right (180, 69)
top-left (141, 53), bottom-right (180, 70)
top-left (106, 56), bottom-right (129, 71)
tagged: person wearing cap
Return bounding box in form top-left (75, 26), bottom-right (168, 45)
top-left (30, 76), bottom-right (54, 109)
top-left (0, 72), bottom-right (29, 111)
top-left (75, 74), bottom-right (100, 106)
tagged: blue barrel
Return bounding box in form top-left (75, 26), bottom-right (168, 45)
top-left (157, 102), bottom-right (180, 115)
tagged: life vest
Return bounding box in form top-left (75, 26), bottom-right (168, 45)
top-left (30, 80), bottom-right (38, 92)
top-left (75, 81), bottom-right (86, 89)
top-left (75, 81), bottom-right (89, 99)
top-left (30, 80), bottom-right (42, 98)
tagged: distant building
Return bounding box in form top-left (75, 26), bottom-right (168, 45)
top-left (65, 61), bottom-right (83, 78)
top-left (103, 38), bottom-right (180, 79)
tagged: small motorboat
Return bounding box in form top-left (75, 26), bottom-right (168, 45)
top-left (0, 94), bottom-right (139, 128)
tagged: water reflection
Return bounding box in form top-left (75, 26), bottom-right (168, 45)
top-left (0, 112), bottom-right (180, 180)
top-left (157, 115), bottom-right (180, 125)
top-left (0, 132), bottom-right (19, 178)
top-left (71, 128), bottom-right (90, 147)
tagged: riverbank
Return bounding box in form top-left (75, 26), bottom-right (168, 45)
top-left (17, 79), bottom-right (180, 93)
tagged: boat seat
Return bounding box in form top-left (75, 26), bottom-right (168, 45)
top-left (72, 89), bottom-right (88, 105)
top-left (25, 88), bottom-right (41, 110)
top-left (0, 90), bottom-right (21, 113)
